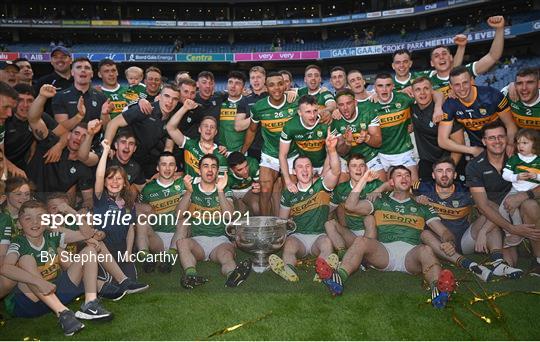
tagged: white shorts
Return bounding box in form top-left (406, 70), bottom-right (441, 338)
top-left (156, 232), bottom-right (174, 250)
top-left (232, 187), bottom-right (251, 200)
top-left (366, 155), bottom-right (384, 171)
top-left (379, 241), bottom-right (416, 274)
top-left (352, 229), bottom-right (365, 237)
top-left (498, 189), bottom-right (522, 225)
top-left (260, 152), bottom-right (297, 173)
top-left (340, 156), bottom-right (384, 172)
top-left (379, 150), bottom-right (417, 171)
top-left (192, 235), bottom-right (232, 261)
top-left (292, 233), bottom-right (326, 257)
top-left (460, 226), bottom-right (475, 255)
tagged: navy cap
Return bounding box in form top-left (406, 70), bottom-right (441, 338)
top-left (50, 46), bottom-right (71, 57)
top-left (0, 60), bottom-right (20, 71)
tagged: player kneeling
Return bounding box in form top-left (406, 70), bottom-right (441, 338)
top-left (316, 166), bottom-right (456, 307)
top-left (176, 154), bottom-right (251, 289)
top-left (227, 152), bottom-right (261, 215)
top-left (269, 129), bottom-right (341, 282)
top-left (0, 201), bottom-right (114, 336)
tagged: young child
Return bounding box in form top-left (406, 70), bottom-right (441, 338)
top-left (124, 66), bottom-right (147, 105)
top-left (502, 128), bottom-right (540, 247)
top-left (1, 200), bottom-right (113, 336)
top-left (1, 177), bottom-right (34, 239)
top-left (46, 192), bottom-right (148, 301)
top-left (94, 139), bottom-right (137, 279)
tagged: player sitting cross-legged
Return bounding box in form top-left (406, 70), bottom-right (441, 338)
top-left (316, 166), bottom-right (456, 307)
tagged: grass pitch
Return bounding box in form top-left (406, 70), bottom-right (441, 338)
top-left (1, 254), bottom-right (539, 340)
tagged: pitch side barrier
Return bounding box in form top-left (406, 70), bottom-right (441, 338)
top-left (2, 19), bottom-right (539, 64)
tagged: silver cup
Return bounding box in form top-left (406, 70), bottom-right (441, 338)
top-left (226, 216), bottom-right (296, 273)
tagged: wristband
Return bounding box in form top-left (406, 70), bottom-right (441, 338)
top-left (527, 190), bottom-right (535, 200)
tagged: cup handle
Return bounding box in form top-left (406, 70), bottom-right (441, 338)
top-left (225, 225), bottom-right (237, 237)
top-left (286, 219), bottom-right (296, 234)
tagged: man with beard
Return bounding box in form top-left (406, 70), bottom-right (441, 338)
top-left (104, 84), bottom-right (181, 179)
top-left (52, 57), bottom-right (112, 134)
top-left (439, 66), bottom-right (517, 158)
top-left (413, 157), bottom-right (522, 280)
top-left (138, 152), bottom-right (186, 273)
top-left (297, 65), bottom-right (335, 123)
top-left (466, 121), bottom-right (540, 274)
top-left (269, 130), bottom-right (341, 283)
top-left (330, 66), bottom-right (347, 94)
top-left (506, 67), bottom-right (540, 130)
top-left (177, 154), bottom-right (251, 288)
top-left (332, 89), bottom-right (384, 180)
top-left (242, 72), bottom-right (298, 216)
top-left (219, 71), bottom-right (250, 152)
top-left (25, 84), bottom-right (93, 207)
top-left (4, 84), bottom-right (60, 178)
top-left (320, 165), bottom-right (455, 306)
top-left (34, 46), bottom-right (73, 115)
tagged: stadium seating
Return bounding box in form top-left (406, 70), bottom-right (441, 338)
top-left (5, 10), bottom-right (538, 55)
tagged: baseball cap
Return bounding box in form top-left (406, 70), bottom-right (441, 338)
top-left (0, 60), bottom-right (20, 72)
top-left (50, 46), bottom-right (71, 57)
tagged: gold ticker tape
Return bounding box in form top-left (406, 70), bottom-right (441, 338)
top-left (206, 311), bottom-right (272, 339)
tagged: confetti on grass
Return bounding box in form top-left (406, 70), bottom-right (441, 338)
top-left (206, 311), bottom-right (273, 339)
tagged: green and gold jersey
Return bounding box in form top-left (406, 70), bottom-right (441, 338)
top-left (0, 211), bottom-right (13, 245)
top-left (508, 91), bottom-right (540, 130)
top-left (181, 137), bottom-right (229, 178)
top-left (365, 92), bottom-right (414, 155)
top-left (250, 96), bottom-right (298, 158)
top-left (331, 105), bottom-right (379, 161)
top-left (393, 72), bottom-right (422, 91)
top-left (417, 62), bottom-right (477, 97)
top-left (504, 154), bottom-right (540, 187)
top-left (140, 179), bottom-right (186, 233)
top-left (189, 182), bottom-right (233, 237)
top-left (0, 210), bottom-right (19, 240)
top-left (219, 96), bottom-right (250, 152)
top-left (297, 87), bottom-right (335, 110)
top-left (123, 83), bottom-right (147, 104)
top-left (7, 231), bottom-right (65, 281)
top-left (330, 179), bottom-right (383, 230)
top-left (281, 178), bottom-right (332, 234)
top-left (280, 115), bottom-right (328, 168)
top-left (372, 193), bottom-right (439, 245)
top-left (101, 84), bottom-right (130, 119)
top-left (227, 157), bottom-right (259, 191)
